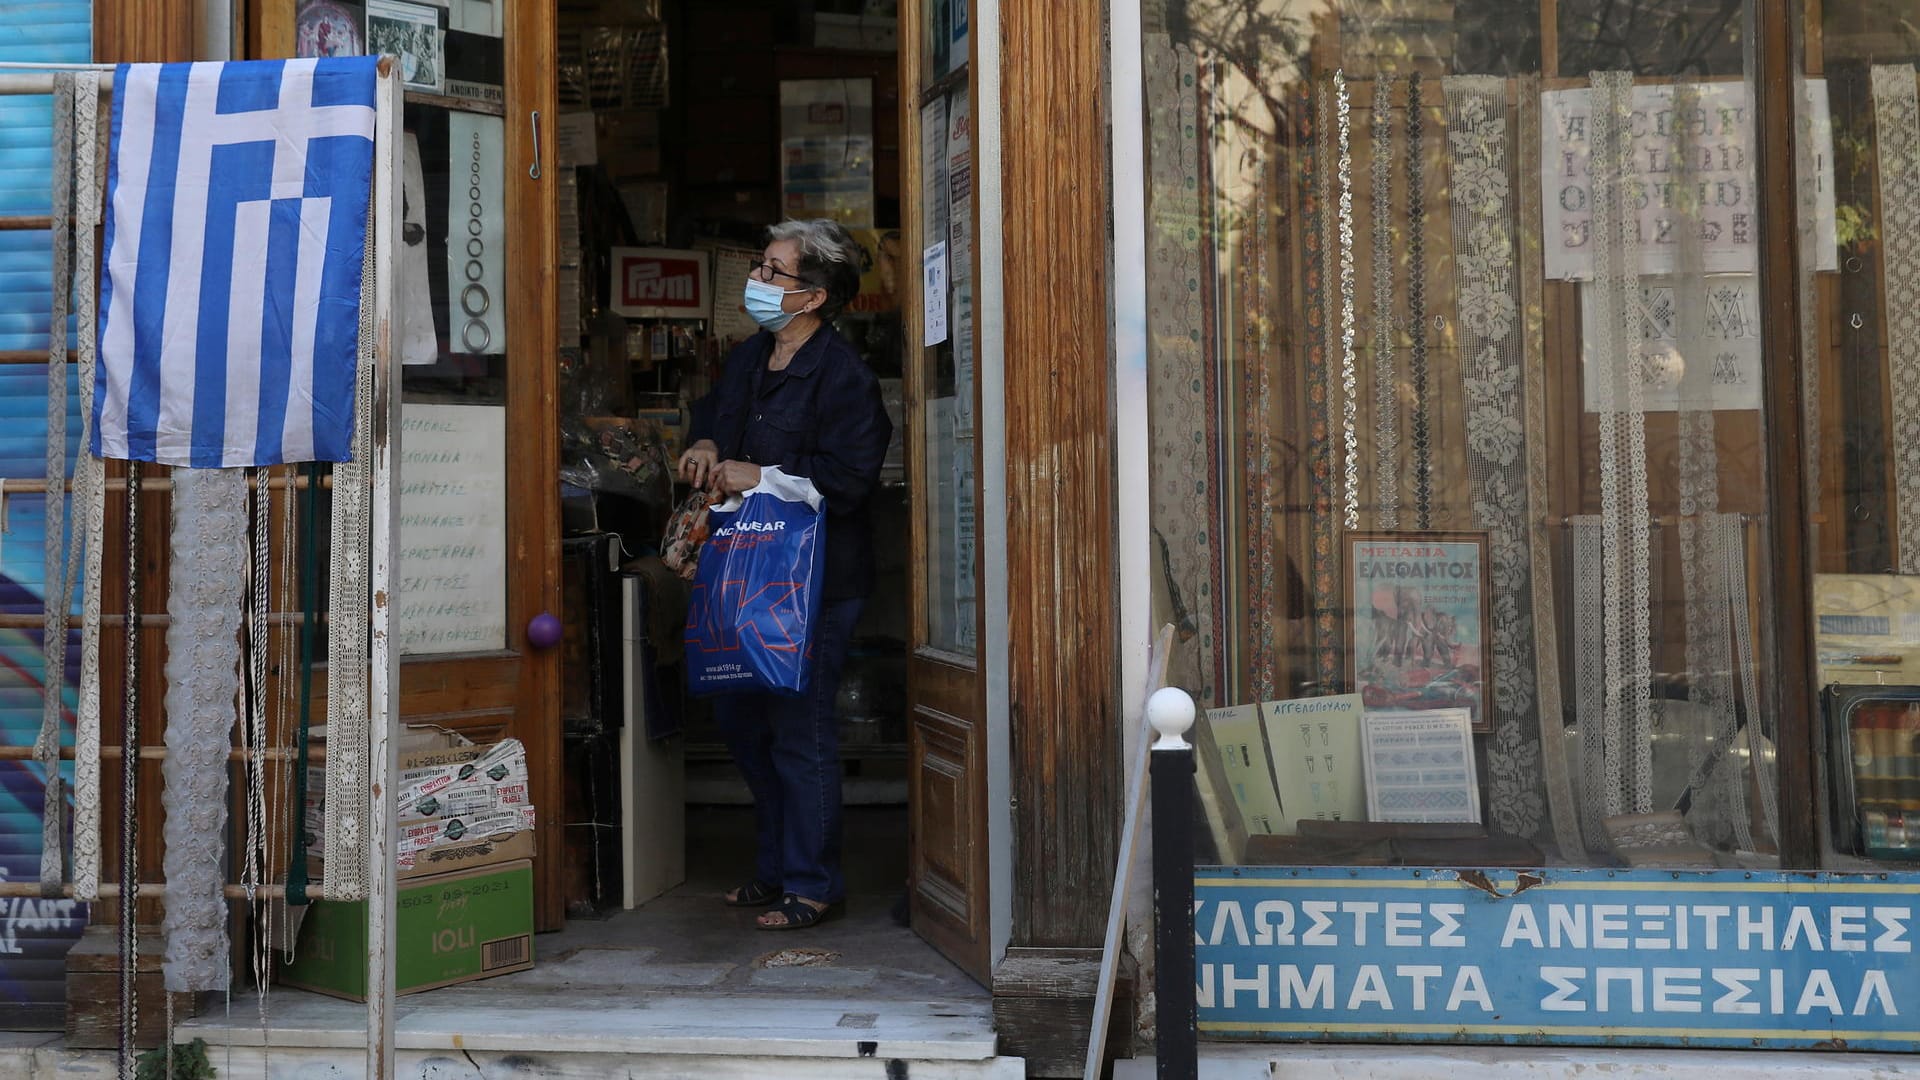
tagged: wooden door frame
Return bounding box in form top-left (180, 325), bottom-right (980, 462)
top-left (503, 0), bottom-right (563, 933)
top-left (900, 0), bottom-right (995, 984)
top-left (997, 0), bottom-right (1120, 946)
top-left (991, 0), bottom-right (1129, 1070)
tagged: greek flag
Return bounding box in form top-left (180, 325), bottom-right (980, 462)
top-left (96, 57), bottom-right (379, 467)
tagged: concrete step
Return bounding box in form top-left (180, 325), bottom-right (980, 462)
top-left (4, 988), bottom-right (1024, 1078)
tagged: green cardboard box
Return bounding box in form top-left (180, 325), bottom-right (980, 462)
top-left (278, 860), bottom-right (534, 1001)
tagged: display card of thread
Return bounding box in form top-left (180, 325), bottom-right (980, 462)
top-left (1850, 701), bottom-right (1920, 859)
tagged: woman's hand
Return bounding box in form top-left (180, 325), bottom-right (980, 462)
top-left (708, 460), bottom-right (763, 496)
top-left (678, 440), bottom-right (719, 489)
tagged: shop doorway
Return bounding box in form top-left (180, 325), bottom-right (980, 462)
top-left (547, 0), bottom-right (991, 987)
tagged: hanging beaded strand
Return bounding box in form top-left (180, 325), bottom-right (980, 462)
top-left (117, 461), bottom-right (142, 1080)
top-left (1336, 70), bottom-right (1360, 532)
top-left (1406, 72), bottom-right (1432, 530)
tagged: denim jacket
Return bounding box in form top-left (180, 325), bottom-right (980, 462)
top-left (687, 325), bottom-right (892, 600)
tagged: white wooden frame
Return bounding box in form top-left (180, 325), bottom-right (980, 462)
top-left (973, 0), bottom-right (1014, 970)
top-left (1090, 0), bottom-right (1154, 1072)
top-left (367, 57), bottom-right (405, 1079)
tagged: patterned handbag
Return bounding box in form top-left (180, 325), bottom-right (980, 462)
top-left (660, 490), bottom-right (715, 579)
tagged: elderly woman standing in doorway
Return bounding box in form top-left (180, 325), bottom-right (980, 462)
top-left (678, 219), bottom-right (893, 930)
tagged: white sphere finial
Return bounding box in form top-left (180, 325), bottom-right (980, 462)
top-left (1147, 687), bottom-right (1197, 749)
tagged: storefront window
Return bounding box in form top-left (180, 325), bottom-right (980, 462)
top-left (1143, 0), bottom-right (1799, 871)
top-left (1802, 3), bottom-right (1920, 868)
top-left (916, 25), bottom-right (977, 657)
top-left (301, 3), bottom-right (516, 657)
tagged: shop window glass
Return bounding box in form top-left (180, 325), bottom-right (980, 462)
top-left (1800, 1), bottom-right (1920, 868)
top-left (1144, 0), bottom-right (1796, 873)
top-left (299, 4), bottom-right (516, 657)
top-left (916, 17), bottom-right (977, 658)
top-left (1554, 0), bottom-right (1745, 77)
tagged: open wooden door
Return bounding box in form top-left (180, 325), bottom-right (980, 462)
top-left (901, 0), bottom-right (991, 983)
top-left (264, 0), bottom-right (563, 928)
top-left (389, 0), bottom-right (561, 930)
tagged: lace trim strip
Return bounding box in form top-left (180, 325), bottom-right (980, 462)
top-left (1308, 80), bottom-right (1342, 692)
top-left (1145, 37), bottom-right (1219, 702)
top-left (1873, 65), bottom-right (1920, 573)
top-left (72, 70), bottom-right (106, 901)
top-left (1589, 69), bottom-right (1655, 814)
top-left (324, 203), bottom-right (378, 902)
top-left (1446, 74), bottom-right (1545, 839)
top-left (1517, 75), bottom-right (1582, 857)
top-left (160, 468), bottom-right (244, 992)
top-left (38, 74), bottom-right (74, 891)
top-left (1371, 73), bottom-right (1399, 531)
top-left (1245, 95), bottom-right (1280, 700)
top-left (1572, 518), bottom-right (1609, 847)
top-left (1669, 83), bottom-right (1752, 853)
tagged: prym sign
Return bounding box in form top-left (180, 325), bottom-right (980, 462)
top-left (610, 247), bottom-right (712, 320)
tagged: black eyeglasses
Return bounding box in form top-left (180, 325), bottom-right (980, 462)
top-left (749, 258), bottom-right (812, 287)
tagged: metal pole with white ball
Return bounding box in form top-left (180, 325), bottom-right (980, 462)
top-left (1148, 686), bottom-right (1198, 1080)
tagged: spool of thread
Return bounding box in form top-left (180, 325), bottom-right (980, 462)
top-left (1866, 810), bottom-right (1889, 850)
top-left (1855, 714), bottom-right (1878, 776)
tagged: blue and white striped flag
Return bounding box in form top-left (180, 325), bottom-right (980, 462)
top-left (96, 57), bottom-right (379, 467)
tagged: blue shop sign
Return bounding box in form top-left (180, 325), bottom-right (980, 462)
top-left (1195, 866), bottom-right (1920, 1051)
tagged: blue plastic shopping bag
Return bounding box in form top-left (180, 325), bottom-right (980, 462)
top-left (683, 467), bottom-right (826, 697)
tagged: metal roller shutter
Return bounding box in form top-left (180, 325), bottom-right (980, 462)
top-left (0, 0), bottom-right (95, 1032)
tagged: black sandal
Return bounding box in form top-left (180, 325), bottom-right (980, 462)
top-left (724, 879), bottom-right (781, 907)
top-left (756, 893), bottom-right (843, 931)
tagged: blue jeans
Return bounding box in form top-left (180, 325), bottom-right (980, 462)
top-left (711, 597), bottom-right (863, 905)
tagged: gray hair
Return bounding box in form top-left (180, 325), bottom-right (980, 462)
top-left (767, 218), bottom-right (864, 320)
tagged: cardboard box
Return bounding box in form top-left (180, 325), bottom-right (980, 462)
top-left (396, 828), bottom-right (536, 877)
top-left (277, 860), bottom-right (535, 1001)
top-left (306, 727), bottom-right (537, 881)
top-left (396, 737), bottom-right (530, 820)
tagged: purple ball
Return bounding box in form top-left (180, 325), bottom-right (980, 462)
top-left (527, 612), bottom-right (564, 650)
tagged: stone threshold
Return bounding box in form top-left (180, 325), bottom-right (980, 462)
top-left (1, 986), bottom-right (1023, 1079)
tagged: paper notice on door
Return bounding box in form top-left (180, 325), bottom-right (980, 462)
top-left (556, 111), bottom-right (597, 167)
top-left (709, 245), bottom-right (761, 344)
top-left (923, 241), bottom-right (949, 346)
top-left (919, 96), bottom-right (949, 251)
top-left (397, 404), bottom-right (508, 655)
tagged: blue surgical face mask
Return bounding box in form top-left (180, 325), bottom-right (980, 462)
top-left (743, 276), bottom-right (810, 332)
